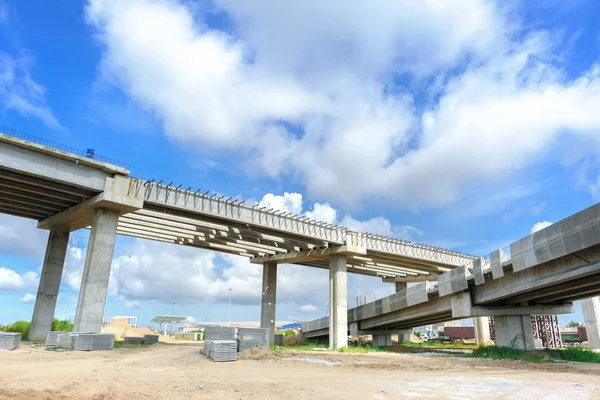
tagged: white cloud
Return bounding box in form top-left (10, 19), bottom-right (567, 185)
top-left (531, 221), bottom-right (553, 234)
top-left (0, 267), bottom-right (38, 291)
top-left (305, 203), bottom-right (337, 224)
top-left (0, 214), bottom-right (49, 260)
top-left (86, 0), bottom-right (600, 209)
top-left (0, 267), bottom-right (25, 290)
top-left (19, 293), bottom-right (36, 303)
top-left (258, 192), bottom-right (303, 215)
top-left (0, 53), bottom-right (63, 129)
top-left (298, 304), bottom-right (318, 314)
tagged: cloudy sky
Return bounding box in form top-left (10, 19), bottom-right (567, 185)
top-left (1, 0), bottom-right (599, 327)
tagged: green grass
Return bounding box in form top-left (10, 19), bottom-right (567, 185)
top-left (1, 319), bottom-right (74, 341)
top-left (545, 347), bottom-right (600, 363)
top-left (1, 320), bottom-right (30, 339)
top-left (114, 341), bottom-right (154, 349)
top-left (471, 346), bottom-right (549, 363)
top-left (271, 340), bottom-right (385, 353)
top-left (398, 340), bottom-right (477, 349)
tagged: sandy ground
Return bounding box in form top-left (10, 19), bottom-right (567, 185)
top-left (2, 344), bottom-right (600, 399)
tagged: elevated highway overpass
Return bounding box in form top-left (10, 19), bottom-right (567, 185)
top-left (0, 131), bottom-right (474, 345)
top-left (4, 129), bottom-right (600, 350)
top-left (302, 202), bottom-right (600, 349)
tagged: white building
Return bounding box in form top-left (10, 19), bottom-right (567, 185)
top-left (102, 316), bottom-right (138, 328)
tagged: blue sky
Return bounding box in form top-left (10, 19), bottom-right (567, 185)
top-left (1, 0), bottom-right (600, 328)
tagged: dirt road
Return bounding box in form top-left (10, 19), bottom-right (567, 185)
top-left (1, 344), bottom-right (600, 399)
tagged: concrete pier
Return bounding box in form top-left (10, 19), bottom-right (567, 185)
top-left (473, 317), bottom-right (491, 345)
top-left (29, 226), bottom-right (70, 341)
top-left (372, 335), bottom-right (393, 346)
top-left (74, 209), bottom-right (119, 333)
top-left (494, 315), bottom-right (535, 350)
top-left (582, 297), bottom-right (600, 349)
top-left (260, 261), bottom-right (277, 344)
top-left (329, 254), bottom-right (348, 349)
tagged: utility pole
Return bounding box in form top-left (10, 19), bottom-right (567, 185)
top-left (228, 288), bottom-right (232, 325)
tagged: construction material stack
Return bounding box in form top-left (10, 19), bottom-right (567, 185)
top-left (57, 333), bottom-right (75, 348)
top-left (142, 334), bottom-right (159, 344)
top-left (45, 331), bottom-right (69, 346)
top-left (237, 328), bottom-right (269, 352)
top-left (204, 327), bottom-right (235, 356)
top-left (208, 340), bottom-right (237, 362)
top-left (0, 332), bottom-right (20, 350)
top-left (91, 333), bottom-right (115, 350)
top-left (124, 336), bottom-right (143, 344)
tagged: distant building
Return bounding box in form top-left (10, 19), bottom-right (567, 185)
top-left (102, 316), bottom-right (138, 328)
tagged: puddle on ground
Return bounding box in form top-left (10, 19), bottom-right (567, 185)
top-left (282, 357), bottom-right (336, 366)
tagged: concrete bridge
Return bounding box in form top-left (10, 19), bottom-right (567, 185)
top-left (302, 202), bottom-right (600, 349)
top-left (0, 131), bottom-right (475, 346)
top-left (4, 130), bottom-right (600, 350)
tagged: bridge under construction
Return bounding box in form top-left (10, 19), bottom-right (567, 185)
top-left (1, 130), bottom-right (600, 350)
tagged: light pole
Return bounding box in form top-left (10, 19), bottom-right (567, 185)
top-left (228, 288), bottom-right (232, 325)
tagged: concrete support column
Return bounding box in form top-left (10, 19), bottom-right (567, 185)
top-left (29, 226), bottom-right (70, 341)
top-left (494, 315), bottom-right (535, 350)
top-left (394, 282), bottom-right (409, 342)
top-left (74, 209), bottom-right (119, 333)
top-left (394, 281), bottom-right (407, 292)
top-left (397, 329), bottom-right (412, 344)
top-left (372, 334), bottom-right (393, 346)
top-left (473, 317), bottom-right (491, 345)
top-left (260, 261), bottom-right (277, 344)
top-left (582, 297), bottom-right (600, 349)
top-left (329, 254), bottom-right (348, 349)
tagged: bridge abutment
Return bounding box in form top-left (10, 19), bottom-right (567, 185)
top-left (29, 225), bottom-right (70, 341)
top-left (329, 254), bottom-right (348, 349)
top-left (260, 261), bottom-right (277, 344)
top-left (74, 208), bottom-right (119, 333)
top-left (582, 297), bottom-right (600, 348)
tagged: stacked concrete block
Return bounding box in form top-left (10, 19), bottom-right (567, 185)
top-left (274, 334), bottom-right (284, 346)
top-left (91, 333), bottom-right (115, 350)
top-left (124, 336), bottom-right (143, 344)
top-left (45, 331), bottom-right (69, 346)
top-left (142, 334), bottom-right (159, 344)
top-left (203, 340), bottom-right (213, 357)
top-left (204, 327), bottom-right (235, 342)
top-left (237, 327), bottom-right (269, 352)
top-left (209, 340), bottom-right (237, 362)
top-left (57, 333), bottom-right (75, 348)
top-left (0, 332), bottom-right (21, 350)
top-left (74, 334), bottom-right (94, 351)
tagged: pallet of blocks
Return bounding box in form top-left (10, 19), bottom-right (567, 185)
top-left (124, 336), bottom-right (143, 344)
top-left (45, 331), bottom-right (69, 346)
top-left (237, 328), bottom-right (269, 352)
top-left (0, 332), bottom-right (21, 350)
top-left (142, 334), bottom-right (159, 344)
top-left (204, 326), bottom-right (235, 341)
top-left (209, 340), bottom-right (237, 362)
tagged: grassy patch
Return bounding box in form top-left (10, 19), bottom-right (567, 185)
top-left (471, 346), bottom-right (549, 363)
top-left (113, 341), bottom-right (154, 349)
top-left (272, 340), bottom-right (385, 353)
top-left (546, 347), bottom-right (600, 363)
top-left (0, 319), bottom-right (73, 341)
top-left (398, 341), bottom-right (477, 350)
